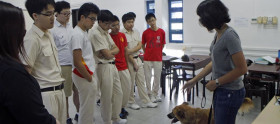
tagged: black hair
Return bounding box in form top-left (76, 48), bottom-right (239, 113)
top-left (112, 15), bottom-right (119, 22)
top-left (78, 2), bottom-right (100, 21)
top-left (0, 1), bottom-right (26, 64)
top-left (145, 13), bottom-right (156, 21)
top-left (97, 10), bottom-right (114, 22)
top-left (25, 0), bottom-right (55, 20)
top-left (55, 1), bottom-right (70, 13)
top-left (122, 12), bottom-right (135, 23)
top-left (196, 0), bottom-right (231, 31)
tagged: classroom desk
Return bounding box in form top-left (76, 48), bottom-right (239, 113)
top-left (161, 56), bottom-right (178, 96)
top-left (252, 96), bottom-right (280, 124)
top-left (169, 55), bottom-right (211, 103)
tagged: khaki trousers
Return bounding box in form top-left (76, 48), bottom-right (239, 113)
top-left (143, 61), bottom-right (162, 96)
top-left (72, 73), bottom-right (97, 124)
top-left (118, 69), bottom-right (131, 107)
top-left (97, 64), bottom-right (123, 124)
top-left (41, 88), bottom-right (66, 124)
top-left (127, 58), bottom-right (150, 104)
top-left (61, 65), bottom-right (73, 97)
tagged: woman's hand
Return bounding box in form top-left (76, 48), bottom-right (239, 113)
top-left (206, 80), bottom-right (218, 91)
top-left (182, 79), bottom-right (196, 93)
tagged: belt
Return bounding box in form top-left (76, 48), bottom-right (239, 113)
top-left (41, 83), bottom-right (64, 92)
top-left (133, 56), bottom-right (139, 59)
top-left (98, 61), bottom-right (115, 64)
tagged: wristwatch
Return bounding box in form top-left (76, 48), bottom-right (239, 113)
top-left (215, 79), bottom-right (220, 86)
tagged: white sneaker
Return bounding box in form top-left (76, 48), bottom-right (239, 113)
top-left (142, 102), bottom-right (158, 108)
top-left (128, 103), bottom-right (140, 110)
top-left (113, 119), bottom-right (127, 124)
top-left (155, 96), bottom-right (162, 102)
top-left (150, 96), bottom-right (157, 103)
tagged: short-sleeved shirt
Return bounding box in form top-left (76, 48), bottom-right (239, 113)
top-left (210, 26), bottom-right (244, 90)
top-left (142, 28), bottom-right (166, 61)
top-left (0, 59), bottom-right (56, 124)
top-left (121, 28), bottom-right (141, 57)
top-left (21, 24), bottom-right (64, 88)
top-left (69, 26), bottom-right (96, 74)
top-left (90, 25), bottom-right (116, 63)
top-left (50, 19), bottom-right (73, 65)
top-left (110, 32), bottom-right (128, 71)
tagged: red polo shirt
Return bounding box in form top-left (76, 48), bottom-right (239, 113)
top-left (142, 28), bottom-right (166, 61)
top-left (110, 32), bottom-right (128, 71)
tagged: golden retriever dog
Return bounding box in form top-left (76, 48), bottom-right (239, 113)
top-left (168, 97), bottom-right (253, 124)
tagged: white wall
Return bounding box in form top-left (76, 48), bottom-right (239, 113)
top-left (172, 0), bottom-right (280, 59)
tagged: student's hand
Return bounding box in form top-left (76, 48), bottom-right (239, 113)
top-left (182, 79), bottom-right (196, 93)
top-left (56, 119), bottom-right (60, 124)
top-left (97, 53), bottom-right (104, 59)
top-left (86, 75), bottom-right (92, 82)
top-left (206, 80), bottom-right (218, 91)
top-left (133, 63), bottom-right (139, 72)
top-left (126, 49), bottom-right (133, 55)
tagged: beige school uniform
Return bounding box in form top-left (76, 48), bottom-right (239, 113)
top-left (121, 28), bottom-right (151, 104)
top-left (22, 24), bottom-right (66, 124)
top-left (89, 25), bottom-right (123, 124)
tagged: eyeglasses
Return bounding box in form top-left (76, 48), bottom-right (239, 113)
top-left (87, 16), bottom-right (97, 22)
top-left (111, 24), bottom-right (120, 28)
top-left (39, 12), bottom-right (55, 17)
top-left (60, 12), bottom-right (71, 16)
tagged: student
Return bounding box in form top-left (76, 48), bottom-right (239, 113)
top-left (69, 3), bottom-right (100, 124)
top-left (89, 10), bottom-right (126, 124)
top-left (109, 15), bottom-right (131, 119)
top-left (121, 12), bottom-right (158, 109)
top-left (51, 1), bottom-right (79, 123)
top-left (182, 0), bottom-right (247, 124)
top-left (142, 13), bottom-right (166, 103)
top-left (0, 1), bottom-right (59, 124)
top-left (22, 0), bottom-right (66, 123)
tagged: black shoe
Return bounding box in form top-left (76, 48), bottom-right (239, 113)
top-left (74, 113), bottom-right (79, 121)
top-left (97, 99), bottom-right (100, 106)
top-left (121, 108), bottom-right (129, 116)
top-left (66, 118), bottom-right (73, 124)
top-left (119, 113), bottom-right (127, 119)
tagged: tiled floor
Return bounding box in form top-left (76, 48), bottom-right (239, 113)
top-left (68, 78), bottom-right (261, 124)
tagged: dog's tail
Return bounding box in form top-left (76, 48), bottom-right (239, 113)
top-left (238, 97), bottom-right (254, 114)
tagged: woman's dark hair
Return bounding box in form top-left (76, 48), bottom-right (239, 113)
top-left (196, 0), bottom-right (231, 31)
top-left (97, 10), bottom-right (114, 22)
top-left (145, 13), bottom-right (156, 21)
top-left (25, 0), bottom-right (55, 20)
top-left (0, 1), bottom-right (26, 64)
top-left (122, 12), bottom-right (135, 23)
top-left (55, 1), bottom-right (70, 13)
top-left (112, 15), bottom-right (120, 22)
top-left (78, 2), bottom-right (100, 21)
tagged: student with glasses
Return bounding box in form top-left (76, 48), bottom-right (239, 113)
top-left (69, 2), bottom-right (100, 124)
top-left (20, 0), bottom-right (66, 123)
top-left (50, 1), bottom-right (79, 124)
top-left (0, 1), bottom-right (60, 124)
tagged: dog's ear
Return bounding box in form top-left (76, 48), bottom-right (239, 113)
top-left (176, 110), bottom-right (185, 119)
top-left (183, 102), bottom-right (189, 105)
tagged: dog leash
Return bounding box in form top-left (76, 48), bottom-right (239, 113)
top-left (200, 79), bottom-right (207, 108)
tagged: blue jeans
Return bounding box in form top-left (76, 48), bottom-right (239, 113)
top-left (213, 87), bottom-right (245, 124)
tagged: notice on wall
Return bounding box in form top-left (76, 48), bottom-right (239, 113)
top-left (234, 17), bottom-right (249, 27)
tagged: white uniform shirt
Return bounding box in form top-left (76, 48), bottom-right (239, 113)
top-left (50, 19), bottom-right (73, 65)
top-left (89, 25), bottom-right (116, 63)
top-left (22, 24), bottom-right (64, 88)
top-left (69, 26), bottom-right (96, 73)
top-left (121, 28), bottom-right (141, 56)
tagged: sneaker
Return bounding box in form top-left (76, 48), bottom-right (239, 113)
top-left (121, 108), bottom-right (129, 116)
top-left (96, 99), bottom-right (100, 106)
top-left (113, 119), bottom-right (127, 124)
top-left (74, 113), bottom-right (79, 121)
top-left (150, 96), bottom-right (156, 103)
top-left (119, 113), bottom-right (127, 119)
top-left (142, 102), bottom-right (158, 108)
top-left (155, 96), bottom-right (162, 102)
top-left (66, 118), bottom-right (73, 124)
top-left (128, 103), bottom-right (140, 110)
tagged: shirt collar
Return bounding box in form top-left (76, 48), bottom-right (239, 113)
top-left (97, 24), bottom-right (108, 35)
top-left (122, 28), bottom-right (134, 34)
top-left (54, 19), bottom-right (70, 27)
top-left (32, 24), bottom-right (45, 38)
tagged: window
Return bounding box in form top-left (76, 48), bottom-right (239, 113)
top-left (169, 0), bottom-right (183, 43)
top-left (146, 0), bottom-right (155, 28)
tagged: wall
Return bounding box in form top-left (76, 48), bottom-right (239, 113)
top-left (169, 0), bottom-right (280, 59)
